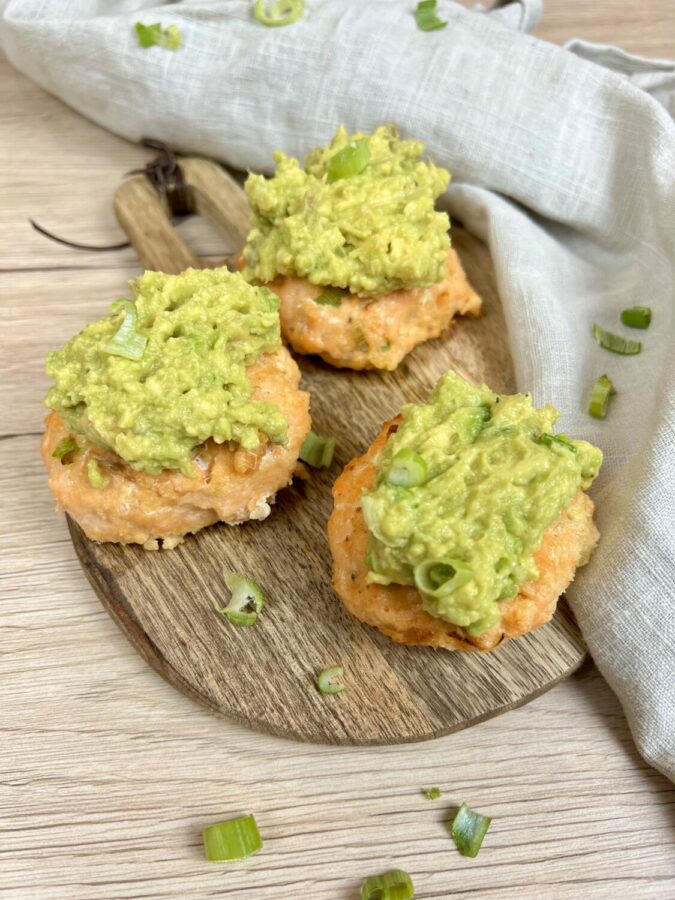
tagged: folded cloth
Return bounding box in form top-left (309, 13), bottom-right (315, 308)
top-left (2, 0), bottom-right (674, 779)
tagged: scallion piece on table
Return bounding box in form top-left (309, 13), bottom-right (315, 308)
top-left (299, 431), bottom-right (336, 468)
top-left (203, 814), bottom-right (263, 862)
top-left (53, 435), bottom-right (78, 461)
top-left (450, 802), bottom-right (492, 858)
top-left (106, 300), bottom-right (148, 361)
top-left (314, 287), bottom-right (346, 307)
top-left (387, 448), bottom-right (428, 487)
top-left (423, 787), bottom-right (441, 800)
top-left (415, 0), bottom-right (447, 31)
top-left (620, 305), bottom-right (652, 329)
top-left (216, 572), bottom-right (265, 627)
top-left (326, 140), bottom-right (370, 183)
top-left (316, 665), bottom-right (345, 695)
top-left (86, 458), bottom-right (109, 490)
top-left (135, 22), bottom-right (181, 50)
top-left (592, 323), bottom-right (642, 355)
top-left (253, 0), bottom-right (305, 27)
top-left (414, 558), bottom-right (473, 598)
top-left (360, 868), bottom-right (415, 900)
top-left (588, 373), bottom-right (616, 419)
top-left (536, 433), bottom-right (578, 453)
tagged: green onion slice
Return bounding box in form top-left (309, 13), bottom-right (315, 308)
top-left (326, 139), bottom-right (370, 183)
top-left (314, 287), bottom-right (347, 307)
top-left (450, 802), bottom-right (491, 858)
top-left (253, 0), bottom-right (305, 27)
top-left (106, 300), bottom-right (148, 361)
top-left (536, 433), bottom-right (578, 454)
top-left (316, 665), bottom-right (345, 695)
top-left (203, 814), bottom-right (263, 862)
top-left (592, 323), bottom-right (642, 355)
top-left (620, 305), bottom-right (652, 329)
top-left (216, 573), bottom-right (265, 627)
top-left (414, 558), bottom-right (473, 598)
top-left (360, 869), bottom-right (415, 900)
top-left (53, 435), bottom-right (78, 461)
top-left (387, 449), bottom-right (428, 487)
top-left (299, 431), bottom-right (335, 468)
top-left (87, 458), bottom-right (109, 489)
top-left (135, 22), bottom-right (181, 50)
top-left (423, 787), bottom-right (441, 800)
top-left (588, 373), bottom-right (616, 419)
top-left (415, 0), bottom-right (447, 31)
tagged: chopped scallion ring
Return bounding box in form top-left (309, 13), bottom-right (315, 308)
top-left (536, 433), bottom-right (578, 454)
top-left (620, 305), bottom-right (652, 329)
top-left (299, 431), bottom-right (336, 468)
top-left (87, 458), bottom-right (109, 489)
top-left (135, 22), bottom-right (181, 50)
top-left (253, 0), bottom-right (304, 27)
top-left (387, 448), bottom-right (428, 487)
top-left (415, 0), bottom-right (447, 31)
top-left (216, 572), bottom-right (265, 627)
top-left (450, 802), bottom-right (492, 858)
top-left (588, 373), bottom-right (616, 419)
top-left (326, 139), bottom-right (370, 183)
top-left (360, 868), bottom-right (415, 900)
top-left (106, 300), bottom-right (148, 361)
top-left (592, 323), bottom-right (642, 355)
top-left (203, 814), bottom-right (263, 862)
top-left (316, 665), bottom-right (345, 695)
top-left (414, 558), bottom-right (473, 598)
top-left (423, 787), bottom-right (441, 800)
top-left (314, 287), bottom-right (346, 307)
top-left (53, 435), bottom-right (78, 461)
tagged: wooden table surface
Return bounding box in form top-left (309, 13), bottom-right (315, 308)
top-left (2, 3), bottom-right (674, 898)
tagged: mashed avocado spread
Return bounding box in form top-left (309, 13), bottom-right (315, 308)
top-left (361, 373), bottom-right (602, 636)
top-left (242, 124), bottom-right (451, 296)
top-left (45, 268), bottom-right (286, 475)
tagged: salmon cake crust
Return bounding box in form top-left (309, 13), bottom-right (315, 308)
top-left (41, 347), bottom-right (311, 548)
top-left (269, 248), bottom-right (481, 371)
top-left (328, 418), bottom-right (599, 652)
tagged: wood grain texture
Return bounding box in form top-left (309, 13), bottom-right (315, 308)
top-left (66, 160), bottom-right (588, 745)
top-left (2, 2), bottom-right (675, 896)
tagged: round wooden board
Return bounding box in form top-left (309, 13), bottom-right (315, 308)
top-left (68, 161), bottom-right (586, 745)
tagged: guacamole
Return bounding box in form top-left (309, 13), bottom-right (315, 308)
top-left (242, 124), bottom-right (451, 297)
top-left (361, 373), bottom-right (602, 636)
top-left (45, 268), bottom-right (286, 475)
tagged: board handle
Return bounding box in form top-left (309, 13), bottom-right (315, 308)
top-left (114, 158), bottom-right (250, 274)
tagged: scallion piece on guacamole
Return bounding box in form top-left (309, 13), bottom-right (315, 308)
top-left (135, 22), bottom-right (181, 50)
top-left (106, 300), bottom-right (147, 361)
top-left (450, 803), bottom-right (491, 858)
top-left (387, 448), bottom-right (428, 487)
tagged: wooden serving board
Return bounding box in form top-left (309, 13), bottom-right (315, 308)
top-left (68, 157), bottom-right (586, 745)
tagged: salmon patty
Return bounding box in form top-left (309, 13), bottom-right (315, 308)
top-left (269, 248), bottom-right (481, 371)
top-left (328, 418), bottom-right (599, 652)
top-left (41, 347), bottom-right (311, 548)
